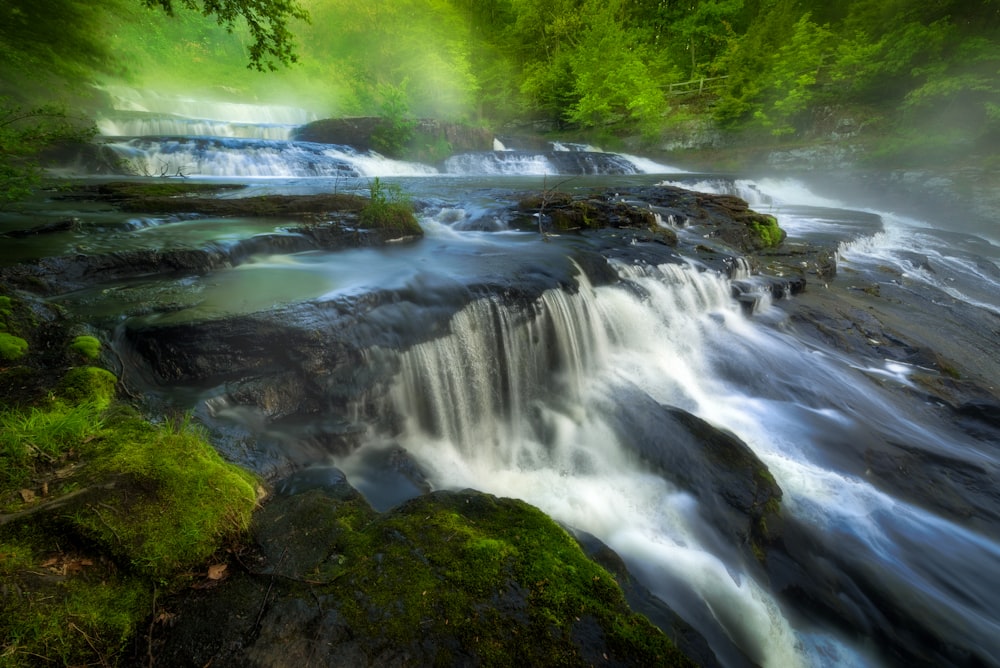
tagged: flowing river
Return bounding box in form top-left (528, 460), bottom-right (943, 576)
top-left (5, 94), bottom-right (999, 667)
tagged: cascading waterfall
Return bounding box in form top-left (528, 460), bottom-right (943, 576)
top-left (338, 237), bottom-right (1000, 666)
top-left (347, 263), bottom-right (850, 668)
top-left (96, 85), bottom-right (320, 126)
top-left (104, 137), bottom-right (439, 178)
top-left (96, 115), bottom-right (297, 140)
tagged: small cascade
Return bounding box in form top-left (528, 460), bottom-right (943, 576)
top-left (384, 271), bottom-right (612, 461)
top-left (96, 113), bottom-right (297, 140)
top-left (105, 137), bottom-right (359, 178)
top-left (103, 137), bottom-right (438, 178)
top-left (443, 150), bottom-right (641, 175)
top-left (97, 85), bottom-right (319, 126)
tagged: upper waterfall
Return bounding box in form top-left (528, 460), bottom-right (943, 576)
top-left (95, 85), bottom-right (320, 141)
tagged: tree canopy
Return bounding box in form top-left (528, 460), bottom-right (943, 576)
top-left (0, 0), bottom-right (998, 160)
top-left (141, 0), bottom-right (310, 71)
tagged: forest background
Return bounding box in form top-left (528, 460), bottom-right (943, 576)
top-left (1, 0), bottom-right (999, 177)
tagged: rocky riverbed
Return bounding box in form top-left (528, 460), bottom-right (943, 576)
top-left (2, 172), bottom-right (998, 667)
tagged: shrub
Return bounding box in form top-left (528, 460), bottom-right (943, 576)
top-left (359, 177), bottom-right (422, 236)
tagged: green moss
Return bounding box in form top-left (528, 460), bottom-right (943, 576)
top-left (326, 491), bottom-right (693, 666)
top-left (0, 539), bottom-right (150, 668)
top-left (0, 332), bottom-right (29, 361)
top-left (747, 214), bottom-right (785, 249)
top-left (1, 382), bottom-right (259, 665)
top-left (56, 366), bottom-right (117, 409)
top-left (0, 296), bottom-right (13, 318)
top-left (68, 335), bottom-right (101, 360)
top-left (74, 414), bottom-right (259, 580)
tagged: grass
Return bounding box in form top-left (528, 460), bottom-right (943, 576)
top-left (358, 177), bottom-right (422, 236)
top-left (0, 400), bottom-right (104, 492)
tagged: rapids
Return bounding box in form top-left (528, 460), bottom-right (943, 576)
top-left (6, 97), bottom-right (999, 667)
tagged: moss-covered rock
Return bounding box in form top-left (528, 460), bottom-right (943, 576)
top-left (745, 213), bottom-right (785, 250)
top-left (0, 332), bottom-right (28, 360)
top-left (68, 335), bottom-right (101, 360)
top-left (56, 366), bottom-right (117, 409)
top-left (149, 488), bottom-right (696, 667)
top-left (74, 413), bottom-right (260, 580)
top-left (0, 341), bottom-right (261, 667)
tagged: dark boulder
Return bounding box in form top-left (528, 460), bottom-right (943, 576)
top-left (609, 388), bottom-right (783, 565)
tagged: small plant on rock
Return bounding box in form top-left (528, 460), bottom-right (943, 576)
top-left (359, 177), bottom-right (421, 237)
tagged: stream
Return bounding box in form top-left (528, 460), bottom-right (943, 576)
top-left (4, 93), bottom-right (999, 667)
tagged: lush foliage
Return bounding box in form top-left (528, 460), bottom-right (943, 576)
top-left (0, 100), bottom-right (94, 205)
top-left (0, 0), bottom-right (997, 176)
top-left (141, 0), bottom-right (310, 71)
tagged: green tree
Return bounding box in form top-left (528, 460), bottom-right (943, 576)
top-left (0, 100), bottom-right (94, 205)
top-left (141, 0), bottom-right (310, 71)
top-left (754, 13), bottom-right (834, 135)
top-left (566, 0), bottom-right (664, 129)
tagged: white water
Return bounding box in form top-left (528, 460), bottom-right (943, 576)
top-left (105, 137), bottom-right (438, 178)
top-left (663, 176), bottom-right (1000, 314)
top-left (96, 116), bottom-right (297, 140)
top-left (97, 85), bottom-right (320, 126)
top-left (330, 172), bottom-right (1000, 666)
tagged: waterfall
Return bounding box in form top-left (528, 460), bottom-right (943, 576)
top-left (96, 114), bottom-right (298, 140)
top-left (97, 85), bottom-right (320, 126)
top-left (338, 240), bottom-right (1000, 666)
top-left (349, 262), bottom-right (836, 667)
top-left (443, 150), bottom-right (678, 175)
top-left (103, 137), bottom-right (438, 178)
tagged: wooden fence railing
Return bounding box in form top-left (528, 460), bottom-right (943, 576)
top-left (663, 75), bottom-right (729, 96)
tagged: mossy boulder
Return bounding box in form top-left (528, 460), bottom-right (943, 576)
top-left (0, 332), bottom-right (28, 361)
top-left (72, 414), bottom-right (260, 580)
top-left (56, 366), bottom-right (117, 409)
top-left (745, 213), bottom-right (785, 250)
top-left (68, 335), bottom-right (101, 360)
top-left (148, 488), bottom-right (696, 667)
